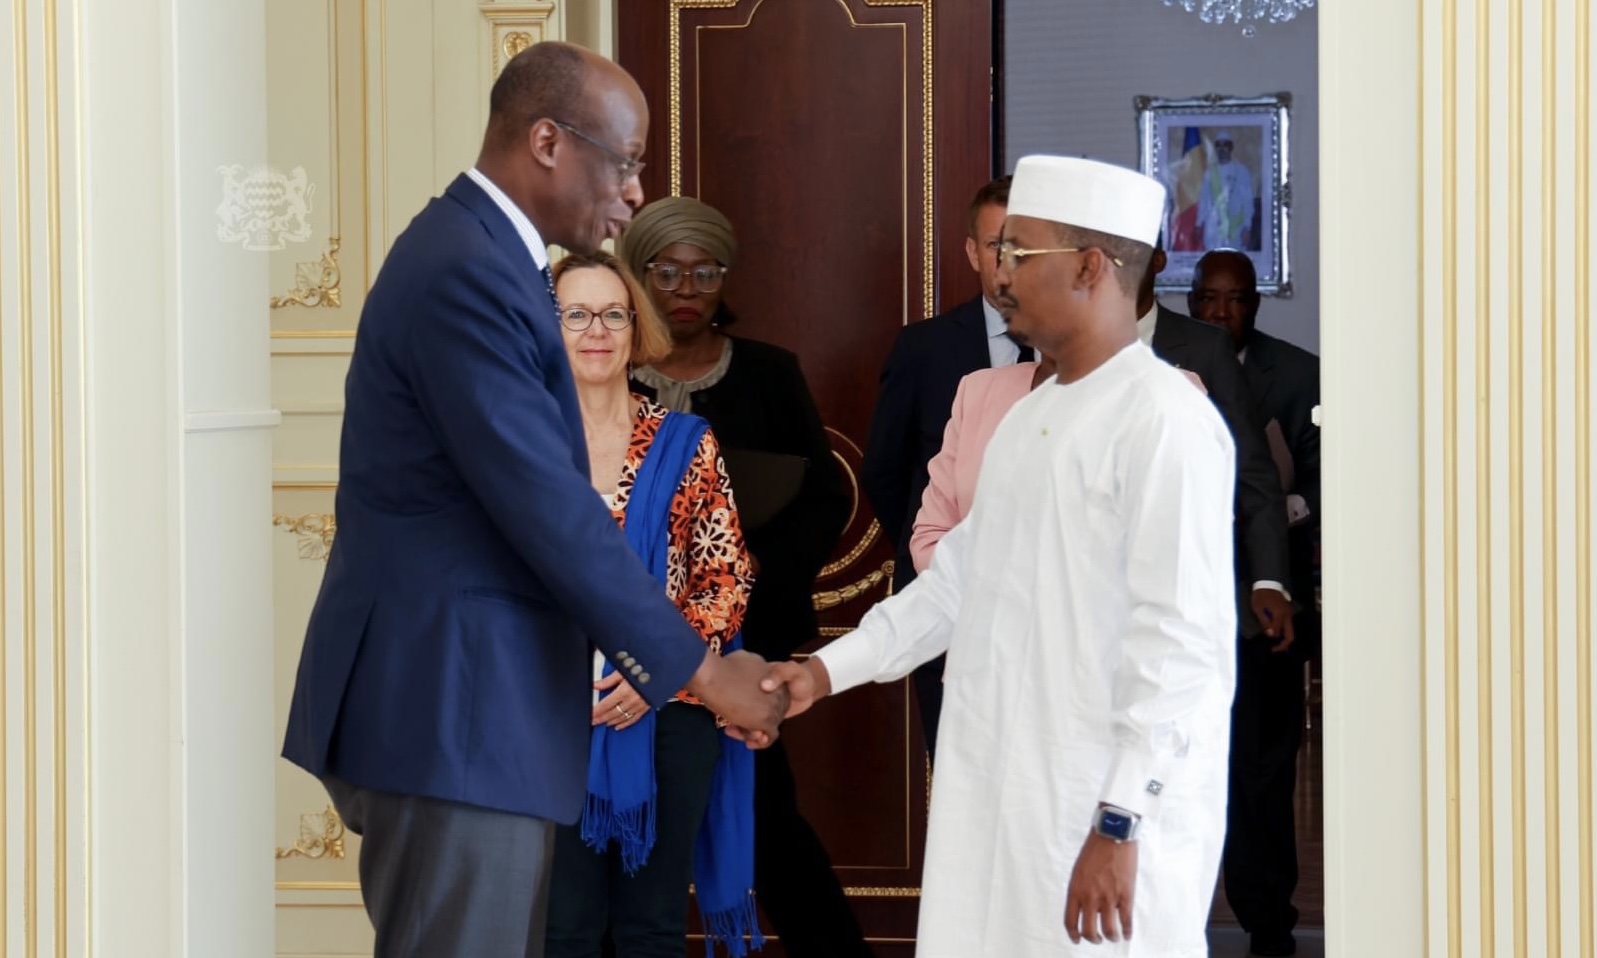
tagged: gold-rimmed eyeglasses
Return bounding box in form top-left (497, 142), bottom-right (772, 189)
top-left (549, 120), bottom-right (645, 186)
top-left (997, 240), bottom-right (1124, 272)
top-left (560, 306), bottom-right (635, 332)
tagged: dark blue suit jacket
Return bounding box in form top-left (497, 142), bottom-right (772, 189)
top-left (860, 296), bottom-right (992, 592)
top-left (282, 175), bottom-right (707, 823)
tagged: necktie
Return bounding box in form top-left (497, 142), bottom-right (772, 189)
top-left (540, 263), bottom-right (559, 310)
top-left (1005, 332), bottom-right (1035, 364)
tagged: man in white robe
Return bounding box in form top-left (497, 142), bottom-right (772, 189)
top-left (1197, 130), bottom-right (1255, 250)
top-left (764, 156), bottom-right (1238, 957)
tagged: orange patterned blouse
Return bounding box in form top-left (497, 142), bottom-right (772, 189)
top-left (608, 397), bottom-right (754, 704)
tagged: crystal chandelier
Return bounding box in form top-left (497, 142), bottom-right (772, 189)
top-left (1163, 0), bottom-right (1316, 37)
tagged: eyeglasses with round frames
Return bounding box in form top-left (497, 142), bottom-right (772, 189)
top-left (645, 262), bottom-right (728, 294)
top-left (560, 306), bottom-right (635, 332)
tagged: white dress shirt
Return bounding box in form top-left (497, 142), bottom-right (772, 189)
top-left (466, 167), bottom-right (550, 271)
top-left (982, 297), bottom-right (1026, 367)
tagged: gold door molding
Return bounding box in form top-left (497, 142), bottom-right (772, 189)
top-left (668, 0), bottom-right (935, 318)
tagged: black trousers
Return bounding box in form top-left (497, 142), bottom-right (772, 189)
top-left (1222, 629), bottom-right (1308, 946)
top-left (545, 704), bottom-right (720, 958)
top-left (753, 739), bottom-right (875, 958)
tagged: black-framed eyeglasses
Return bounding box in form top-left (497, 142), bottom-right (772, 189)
top-left (560, 306), bottom-right (636, 331)
top-left (550, 120), bottom-right (645, 185)
top-left (996, 240), bottom-right (1124, 272)
top-left (645, 262), bottom-right (728, 293)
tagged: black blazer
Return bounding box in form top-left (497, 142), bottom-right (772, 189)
top-left (1242, 329), bottom-right (1321, 596)
top-left (1242, 330), bottom-right (1321, 520)
top-left (861, 296), bottom-right (992, 591)
top-left (1151, 305), bottom-right (1292, 613)
top-left (631, 336), bottom-right (850, 661)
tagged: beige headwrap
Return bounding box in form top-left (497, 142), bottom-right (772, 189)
top-left (618, 196), bottom-right (739, 279)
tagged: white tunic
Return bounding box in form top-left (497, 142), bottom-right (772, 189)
top-left (818, 342), bottom-right (1238, 957)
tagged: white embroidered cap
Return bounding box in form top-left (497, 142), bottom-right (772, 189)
top-left (1008, 155), bottom-right (1167, 247)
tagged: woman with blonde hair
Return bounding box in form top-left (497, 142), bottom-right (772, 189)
top-left (542, 250), bottom-right (762, 958)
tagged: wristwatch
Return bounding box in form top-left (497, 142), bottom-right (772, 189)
top-left (1092, 805), bottom-right (1141, 844)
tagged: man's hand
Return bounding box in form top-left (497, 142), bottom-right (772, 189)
top-left (1063, 832), bottom-right (1138, 945)
top-left (1251, 587), bottom-right (1296, 652)
top-left (688, 649), bottom-right (788, 747)
top-left (760, 658), bottom-right (833, 719)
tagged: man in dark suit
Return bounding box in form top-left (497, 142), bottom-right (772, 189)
top-left (1136, 245), bottom-right (1296, 644)
top-left (861, 176), bottom-right (1035, 758)
top-left (281, 43), bottom-right (784, 957)
top-left (1190, 249), bottom-right (1321, 958)
top-left (1135, 249), bottom-right (1300, 955)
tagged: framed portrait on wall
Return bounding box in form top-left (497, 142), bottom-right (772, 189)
top-left (1135, 92), bottom-right (1292, 296)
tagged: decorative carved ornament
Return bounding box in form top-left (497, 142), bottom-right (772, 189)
top-left (270, 237), bottom-right (343, 309)
top-left (274, 513), bottom-right (337, 562)
top-left (275, 805), bottom-right (347, 860)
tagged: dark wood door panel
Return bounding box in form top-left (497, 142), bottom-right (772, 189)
top-left (618, 1), bottom-right (992, 949)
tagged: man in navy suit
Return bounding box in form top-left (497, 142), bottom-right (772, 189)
top-left (282, 43), bottom-right (785, 957)
top-left (861, 176), bottom-right (1032, 759)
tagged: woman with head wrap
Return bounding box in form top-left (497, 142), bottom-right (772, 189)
top-left (618, 198), bottom-right (871, 958)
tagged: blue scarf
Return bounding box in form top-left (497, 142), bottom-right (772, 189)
top-left (582, 410), bottom-right (764, 958)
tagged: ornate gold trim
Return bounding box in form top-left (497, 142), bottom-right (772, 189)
top-left (819, 519), bottom-right (880, 579)
top-left (817, 427), bottom-right (872, 578)
top-left (480, 2), bottom-right (558, 79)
top-left (270, 236), bottom-right (343, 309)
top-left (812, 561), bottom-right (893, 612)
top-left (668, 0), bottom-right (933, 316)
top-left (275, 806), bottom-right (348, 860)
top-left (841, 886), bottom-right (919, 898)
top-left (502, 30), bottom-right (533, 61)
top-left (668, 0), bottom-right (739, 198)
top-left (863, 0), bottom-right (934, 318)
top-left (270, 0), bottom-right (350, 315)
top-left (274, 513), bottom-right (338, 561)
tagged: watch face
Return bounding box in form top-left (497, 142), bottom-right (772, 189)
top-left (1098, 810), bottom-right (1133, 840)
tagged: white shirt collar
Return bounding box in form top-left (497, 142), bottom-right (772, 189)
top-left (465, 167), bottom-right (550, 270)
top-left (1136, 304), bottom-right (1159, 347)
top-left (980, 296), bottom-right (1008, 339)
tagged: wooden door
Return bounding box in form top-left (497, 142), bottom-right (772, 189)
top-left (618, 2), bottom-right (992, 952)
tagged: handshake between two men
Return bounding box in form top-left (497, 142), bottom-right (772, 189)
top-left (689, 649), bottom-right (835, 748)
